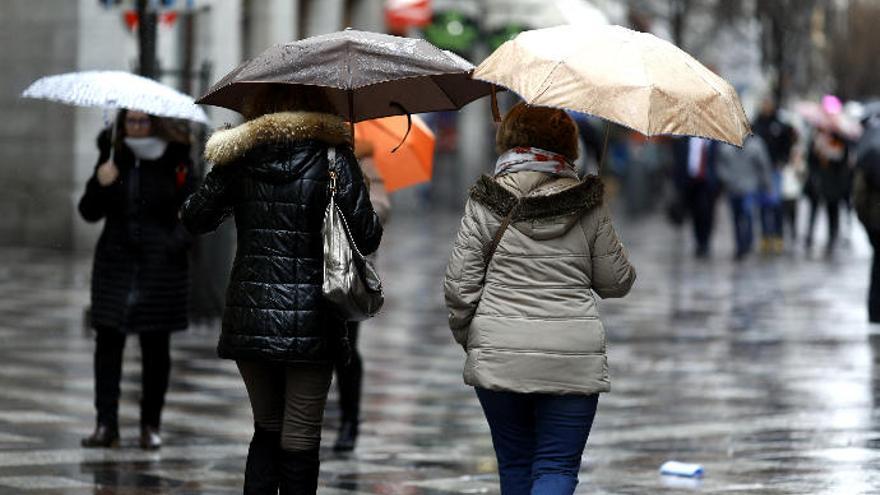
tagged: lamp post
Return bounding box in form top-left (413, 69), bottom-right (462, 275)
top-left (136, 0), bottom-right (159, 79)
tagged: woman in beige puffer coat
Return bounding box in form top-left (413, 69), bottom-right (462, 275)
top-left (444, 103), bottom-right (635, 495)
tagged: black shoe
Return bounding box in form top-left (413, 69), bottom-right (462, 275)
top-left (139, 425), bottom-right (162, 450)
top-left (279, 448), bottom-right (320, 495)
top-left (81, 424), bottom-right (119, 448)
top-left (244, 427), bottom-right (281, 494)
top-left (333, 420), bottom-right (359, 452)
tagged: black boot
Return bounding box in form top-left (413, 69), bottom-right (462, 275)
top-left (332, 420), bottom-right (358, 453)
top-left (81, 423), bottom-right (119, 448)
top-left (244, 426), bottom-right (281, 495)
top-left (279, 448), bottom-right (320, 495)
top-left (139, 425), bottom-right (162, 450)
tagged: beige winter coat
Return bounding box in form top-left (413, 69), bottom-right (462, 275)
top-left (444, 171), bottom-right (636, 395)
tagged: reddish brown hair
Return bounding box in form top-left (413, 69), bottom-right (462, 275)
top-left (496, 102), bottom-right (579, 161)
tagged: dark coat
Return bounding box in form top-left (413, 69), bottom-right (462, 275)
top-left (752, 113), bottom-right (796, 167)
top-left (181, 112), bottom-right (382, 365)
top-left (855, 125), bottom-right (880, 231)
top-left (78, 130), bottom-right (195, 333)
top-left (672, 137), bottom-right (720, 191)
top-left (806, 131), bottom-right (851, 202)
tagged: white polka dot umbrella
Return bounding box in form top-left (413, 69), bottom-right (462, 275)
top-left (21, 70), bottom-right (209, 124)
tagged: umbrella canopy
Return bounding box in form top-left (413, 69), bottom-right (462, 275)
top-left (21, 70), bottom-right (209, 124)
top-left (473, 24), bottom-right (750, 146)
top-left (197, 29), bottom-right (494, 121)
top-left (355, 115), bottom-right (435, 192)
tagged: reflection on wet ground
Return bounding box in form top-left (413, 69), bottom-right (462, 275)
top-left (0, 209), bottom-right (877, 494)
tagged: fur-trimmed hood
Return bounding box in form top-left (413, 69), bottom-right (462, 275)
top-left (204, 111), bottom-right (350, 166)
top-left (470, 172), bottom-right (604, 239)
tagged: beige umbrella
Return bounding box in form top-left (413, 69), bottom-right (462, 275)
top-left (473, 24), bottom-right (750, 146)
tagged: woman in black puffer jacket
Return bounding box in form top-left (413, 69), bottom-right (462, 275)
top-left (181, 87), bottom-right (382, 495)
top-left (79, 109), bottom-right (195, 450)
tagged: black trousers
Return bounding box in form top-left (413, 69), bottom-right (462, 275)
top-left (782, 199), bottom-right (798, 240)
top-left (685, 179), bottom-right (718, 255)
top-left (807, 197), bottom-right (842, 247)
top-left (93, 327), bottom-right (171, 428)
top-left (334, 322), bottom-right (362, 422)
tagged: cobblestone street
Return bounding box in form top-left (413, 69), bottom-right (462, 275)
top-left (0, 208), bottom-right (877, 494)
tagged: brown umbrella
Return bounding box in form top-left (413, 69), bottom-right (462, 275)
top-left (474, 24), bottom-right (751, 146)
top-left (197, 29), bottom-right (493, 122)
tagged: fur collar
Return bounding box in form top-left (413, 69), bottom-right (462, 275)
top-left (470, 174), bottom-right (604, 221)
top-left (205, 112), bottom-right (350, 165)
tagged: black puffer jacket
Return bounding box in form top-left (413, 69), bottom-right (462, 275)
top-left (181, 112), bottom-right (382, 364)
top-left (79, 129), bottom-right (195, 333)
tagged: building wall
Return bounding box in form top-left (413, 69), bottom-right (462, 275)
top-left (0, 0), bottom-right (80, 248)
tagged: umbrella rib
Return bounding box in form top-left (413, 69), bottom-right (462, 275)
top-left (430, 75), bottom-right (458, 108)
top-left (530, 61), bottom-right (564, 104)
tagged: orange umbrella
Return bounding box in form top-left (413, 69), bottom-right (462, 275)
top-left (355, 115), bottom-right (435, 192)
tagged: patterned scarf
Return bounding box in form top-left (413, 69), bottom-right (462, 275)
top-left (494, 146), bottom-right (578, 179)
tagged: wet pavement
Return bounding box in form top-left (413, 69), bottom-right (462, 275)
top-left (0, 206), bottom-right (877, 494)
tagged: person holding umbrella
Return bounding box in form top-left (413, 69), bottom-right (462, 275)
top-left (462, 24), bottom-right (750, 494)
top-left (181, 86), bottom-right (382, 494)
top-left (445, 102), bottom-right (636, 494)
top-left (185, 28), bottom-right (491, 492)
top-left (78, 109), bottom-right (195, 450)
top-left (184, 28), bottom-right (492, 493)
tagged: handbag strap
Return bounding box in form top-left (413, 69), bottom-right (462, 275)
top-left (326, 146), bottom-right (367, 261)
top-left (327, 146), bottom-right (338, 195)
top-left (482, 200), bottom-right (521, 272)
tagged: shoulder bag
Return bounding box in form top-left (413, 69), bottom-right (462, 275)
top-left (322, 147), bottom-right (384, 321)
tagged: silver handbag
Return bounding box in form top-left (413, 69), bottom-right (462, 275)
top-left (321, 147), bottom-right (384, 321)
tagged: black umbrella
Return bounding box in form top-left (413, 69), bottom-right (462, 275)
top-left (197, 29), bottom-right (494, 125)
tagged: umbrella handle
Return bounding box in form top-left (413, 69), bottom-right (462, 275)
top-left (389, 101), bottom-right (412, 153)
top-left (491, 85), bottom-right (501, 123)
top-left (109, 113), bottom-right (118, 163)
top-left (598, 123), bottom-right (610, 175)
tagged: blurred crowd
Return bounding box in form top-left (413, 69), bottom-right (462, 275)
top-left (584, 95), bottom-right (880, 263)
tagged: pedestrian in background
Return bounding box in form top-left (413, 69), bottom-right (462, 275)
top-left (444, 103), bottom-right (636, 495)
top-left (78, 110), bottom-right (195, 450)
top-left (333, 138), bottom-right (391, 453)
top-left (181, 86), bottom-right (382, 494)
top-left (753, 99), bottom-right (796, 253)
top-left (805, 128), bottom-right (851, 255)
top-left (854, 114), bottom-right (880, 322)
top-left (716, 135), bottom-right (774, 260)
top-left (674, 136), bottom-right (720, 258)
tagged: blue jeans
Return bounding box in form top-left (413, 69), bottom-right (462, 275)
top-left (760, 171), bottom-right (783, 238)
top-left (729, 194), bottom-right (755, 257)
top-left (475, 388), bottom-right (599, 495)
